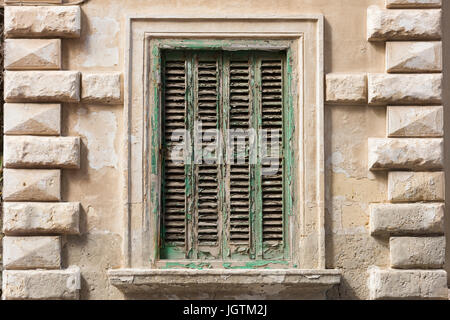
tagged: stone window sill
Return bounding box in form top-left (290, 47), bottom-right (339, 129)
top-left (108, 269), bottom-right (341, 299)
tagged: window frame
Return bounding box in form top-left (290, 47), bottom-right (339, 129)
top-left (151, 41), bottom-right (295, 268)
top-left (121, 16), bottom-right (326, 273)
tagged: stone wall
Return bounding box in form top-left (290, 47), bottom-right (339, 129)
top-left (0, 0), bottom-right (448, 300)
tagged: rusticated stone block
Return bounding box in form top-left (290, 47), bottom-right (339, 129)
top-left (386, 42), bottom-right (442, 73)
top-left (386, 0), bottom-right (441, 8)
top-left (4, 71), bottom-right (80, 103)
top-left (3, 202), bottom-right (80, 236)
top-left (3, 169), bottom-right (61, 202)
top-left (4, 103), bottom-right (61, 136)
top-left (367, 6), bottom-right (441, 41)
top-left (388, 171), bottom-right (445, 202)
top-left (325, 73), bottom-right (367, 105)
top-left (5, 39), bottom-right (61, 70)
top-left (3, 236), bottom-right (61, 270)
top-left (2, 267), bottom-right (81, 300)
top-left (390, 237), bottom-right (445, 269)
top-left (368, 74), bottom-right (442, 105)
top-left (81, 73), bottom-right (122, 104)
top-left (387, 106), bottom-right (443, 137)
top-left (4, 6), bottom-right (81, 38)
top-left (368, 138), bottom-right (443, 171)
top-left (369, 268), bottom-right (447, 300)
top-left (4, 136), bottom-right (80, 169)
top-left (370, 203), bottom-right (444, 236)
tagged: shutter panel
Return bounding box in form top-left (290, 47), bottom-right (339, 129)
top-left (195, 57), bottom-right (221, 253)
top-left (261, 58), bottom-right (284, 252)
top-left (160, 50), bottom-right (287, 261)
top-left (162, 57), bottom-right (187, 252)
top-left (228, 58), bottom-right (251, 250)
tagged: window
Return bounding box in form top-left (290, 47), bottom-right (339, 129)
top-left (160, 49), bottom-right (293, 262)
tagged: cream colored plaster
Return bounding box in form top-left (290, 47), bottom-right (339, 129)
top-left (441, 0), bottom-right (450, 285)
top-left (330, 174), bottom-right (386, 233)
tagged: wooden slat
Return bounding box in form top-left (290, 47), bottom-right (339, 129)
top-left (196, 59), bottom-right (220, 246)
top-left (261, 59), bottom-right (284, 245)
top-left (162, 58), bottom-right (187, 247)
top-left (229, 59), bottom-right (251, 245)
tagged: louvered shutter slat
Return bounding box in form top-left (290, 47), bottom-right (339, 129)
top-left (162, 58), bottom-right (187, 247)
top-left (196, 60), bottom-right (220, 247)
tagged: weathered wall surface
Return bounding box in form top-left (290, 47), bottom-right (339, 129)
top-left (1, 0), bottom-right (448, 300)
top-left (68, 0), bottom-right (387, 300)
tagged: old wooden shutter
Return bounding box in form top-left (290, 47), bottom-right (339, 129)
top-left (161, 52), bottom-right (187, 255)
top-left (161, 50), bottom-right (286, 261)
top-left (161, 51), bottom-right (223, 259)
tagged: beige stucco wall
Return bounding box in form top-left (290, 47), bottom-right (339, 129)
top-left (442, 0), bottom-right (449, 293)
top-left (2, 0), bottom-right (448, 300)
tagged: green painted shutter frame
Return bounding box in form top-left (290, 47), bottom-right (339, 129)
top-left (161, 50), bottom-right (287, 261)
top-left (161, 53), bottom-right (187, 256)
